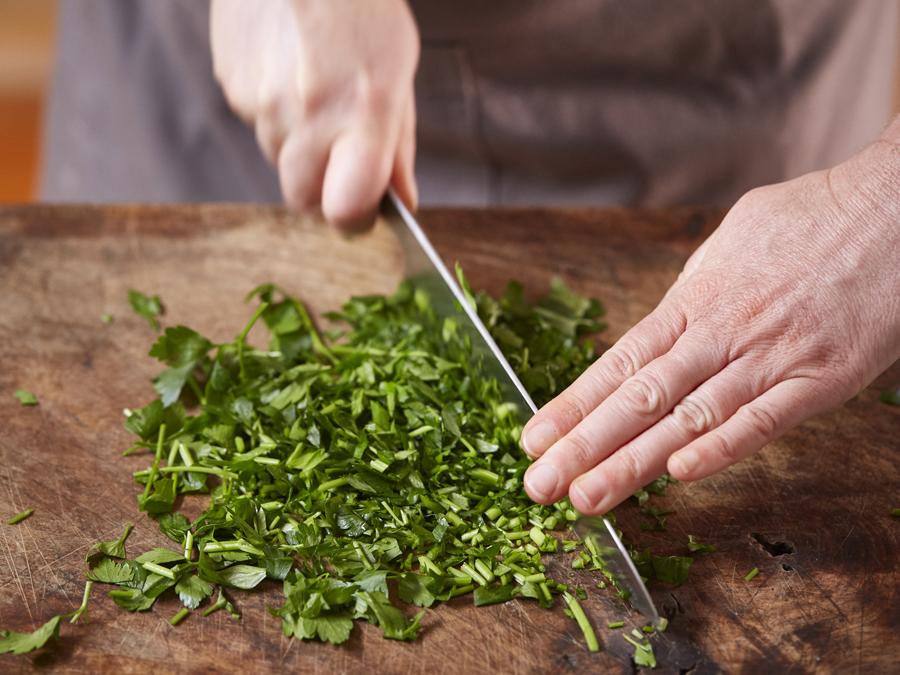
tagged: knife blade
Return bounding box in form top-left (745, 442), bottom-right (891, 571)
top-left (574, 516), bottom-right (665, 630)
top-left (380, 188), bottom-right (538, 423)
top-left (380, 188), bottom-right (661, 629)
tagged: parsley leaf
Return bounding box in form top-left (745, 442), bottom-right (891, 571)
top-left (650, 556), bottom-right (693, 586)
top-left (86, 523), bottom-right (132, 562)
top-left (129, 290), bottom-right (163, 332)
top-left (174, 574), bottom-right (214, 610)
top-left (86, 557), bottom-right (136, 584)
top-left (687, 535), bottom-right (716, 553)
top-left (0, 615), bottom-right (63, 655)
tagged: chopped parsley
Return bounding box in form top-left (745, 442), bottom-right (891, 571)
top-left (3, 275), bottom-right (701, 659)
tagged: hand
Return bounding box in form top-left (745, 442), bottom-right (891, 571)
top-left (520, 128), bottom-right (900, 514)
top-left (210, 0), bottom-right (419, 231)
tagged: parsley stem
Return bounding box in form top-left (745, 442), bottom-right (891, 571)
top-left (140, 424), bottom-right (166, 506)
top-left (7, 508), bottom-right (34, 525)
top-left (317, 477), bottom-right (348, 492)
top-left (159, 466), bottom-right (239, 479)
top-left (108, 590), bottom-right (135, 599)
top-left (608, 621), bottom-right (624, 629)
top-left (203, 594), bottom-right (225, 617)
top-left (460, 563), bottom-right (488, 586)
top-left (68, 581), bottom-right (93, 624)
top-left (353, 541), bottom-right (375, 570)
top-left (564, 593), bottom-right (599, 652)
top-left (169, 608), bottom-right (189, 626)
top-left (474, 559), bottom-right (495, 583)
top-left (178, 443), bottom-right (195, 467)
top-left (143, 562), bottom-right (176, 579)
top-left (447, 575), bottom-right (473, 586)
top-left (292, 299), bottom-right (337, 365)
top-left (623, 634), bottom-right (651, 651)
top-left (467, 468), bottom-right (501, 486)
top-left (238, 301), bottom-right (270, 380)
top-left (449, 583), bottom-right (475, 598)
top-left (744, 567), bottom-right (760, 582)
top-left (186, 375), bottom-right (205, 405)
top-left (418, 555), bottom-right (444, 576)
top-left (538, 582), bottom-right (553, 603)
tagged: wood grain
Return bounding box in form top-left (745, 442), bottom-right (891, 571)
top-left (1, 204), bottom-right (898, 674)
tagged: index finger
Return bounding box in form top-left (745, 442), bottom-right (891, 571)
top-left (521, 301), bottom-right (687, 459)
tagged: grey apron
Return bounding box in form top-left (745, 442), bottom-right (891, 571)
top-left (41, 0), bottom-right (897, 208)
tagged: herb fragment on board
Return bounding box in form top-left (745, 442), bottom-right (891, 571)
top-left (169, 608), bottom-right (190, 626)
top-left (7, 509), bottom-right (33, 525)
top-left (0, 581), bottom-right (92, 654)
top-left (878, 391), bottom-right (900, 406)
top-left (892, 508), bottom-right (900, 518)
top-left (687, 535), bottom-right (715, 553)
top-left (0, 616), bottom-right (64, 655)
top-left (129, 290), bottom-right (163, 332)
top-left (86, 523), bottom-right (132, 562)
top-left (13, 390), bottom-right (37, 406)
top-left (623, 633), bottom-right (657, 668)
top-left (564, 593), bottom-right (599, 652)
top-left (744, 567), bottom-right (760, 582)
top-left (101, 314), bottom-right (115, 324)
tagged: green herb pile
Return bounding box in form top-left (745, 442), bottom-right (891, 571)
top-left (4, 276), bottom-right (701, 663)
top-left (112, 276), bottom-right (611, 644)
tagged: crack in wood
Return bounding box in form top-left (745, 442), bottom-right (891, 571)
top-left (751, 532), bottom-right (794, 557)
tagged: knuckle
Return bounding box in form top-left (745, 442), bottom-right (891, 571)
top-left (615, 449), bottom-right (646, 488)
top-left (712, 432), bottom-right (741, 466)
top-left (557, 432), bottom-right (598, 472)
top-left (554, 387), bottom-right (593, 426)
top-left (292, 64), bottom-right (330, 120)
top-left (255, 125), bottom-right (282, 165)
top-left (605, 347), bottom-right (642, 381)
top-left (743, 401), bottom-right (779, 441)
top-left (672, 394), bottom-right (718, 436)
top-left (620, 372), bottom-right (667, 418)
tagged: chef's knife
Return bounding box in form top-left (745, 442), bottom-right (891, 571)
top-left (380, 188), bottom-right (662, 629)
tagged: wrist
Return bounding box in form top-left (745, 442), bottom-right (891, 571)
top-left (831, 116), bottom-right (900, 231)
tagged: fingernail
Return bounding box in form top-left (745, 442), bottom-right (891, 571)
top-left (522, 421), bottom-right (559, 458)
top-left (524, 462), bottom-right (559, 502)
top-left (571, 479), bottom-right (604, 512)
top-left (673, 449), bottom-right (699, 476)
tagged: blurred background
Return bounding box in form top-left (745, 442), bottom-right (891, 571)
top-left (2, 0), bottom-right (900, 205)
top-left (0, 0), bottom-right (56, 202)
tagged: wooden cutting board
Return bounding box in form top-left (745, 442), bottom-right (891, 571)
top-left (1, 204), bottom-right (898, 674)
